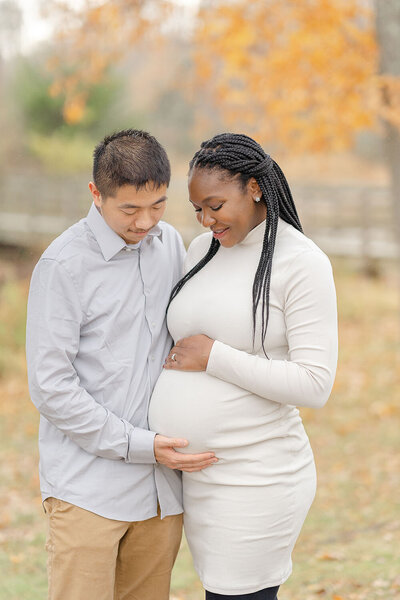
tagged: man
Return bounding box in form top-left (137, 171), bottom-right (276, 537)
top-left (26, 129), bottom-right (217, 600)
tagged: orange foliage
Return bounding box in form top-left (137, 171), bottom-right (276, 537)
top-left (63, 92), bottom-right (88, 124)
top-left (46, 0), bottom-right (400, 151)
top-left (193, 0), bottom-right (388, 152)
top-left (45, 0), bottom-right (169, 121)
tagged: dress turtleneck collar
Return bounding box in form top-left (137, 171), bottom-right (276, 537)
top-left (238, 217), bottom-right (290, 247)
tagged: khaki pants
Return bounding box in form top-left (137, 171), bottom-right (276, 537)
top-left (43, 498), bottom-right (183, 600)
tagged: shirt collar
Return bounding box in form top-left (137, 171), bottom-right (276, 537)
top-left (86, 203), bottom-right (163, 262)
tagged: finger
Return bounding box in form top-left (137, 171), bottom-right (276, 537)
top-left (159, 438), bottom-right (189, 448)
top-left (166, 349), bottom-right (181, 364)
top-left (174, 455), bottom-right (218, 469)
top-left (181, 467), bottom-right (210, 472)
top-left (180, 460), bottom-right (218, 472)
top-left (164, 361), bottom-right (175, 370)
top-left (164, 352), bottom-right (186, 370)
top-left (171, 439), bottom-right (189, 448)
top-left (184, 458), bottom-right (218, 469)
top-left (177, 451), bottom-right (216, 461)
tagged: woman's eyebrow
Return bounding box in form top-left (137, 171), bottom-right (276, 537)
top-left (190, 196), bottom-right (225, 205)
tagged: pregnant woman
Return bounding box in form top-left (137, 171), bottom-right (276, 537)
top-left (149, 133), bottom-right (338, 600)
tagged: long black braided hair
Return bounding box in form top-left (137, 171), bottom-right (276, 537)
top-left (170, 133), bottom-right (303, 354)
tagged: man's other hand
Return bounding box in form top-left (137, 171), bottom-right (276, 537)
top-left (154, 435), bottom-right (218, 472)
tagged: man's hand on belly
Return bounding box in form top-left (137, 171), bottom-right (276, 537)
top-left (154, 434), bottom-right (218, 472)
top-left (164, 335), bottom-right (215, 371)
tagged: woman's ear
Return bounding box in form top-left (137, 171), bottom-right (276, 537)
top-left (248, 178), bottom-right (262, 200)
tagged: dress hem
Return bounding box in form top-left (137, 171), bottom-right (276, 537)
top-left (199, 566), bottom-right (292, 595)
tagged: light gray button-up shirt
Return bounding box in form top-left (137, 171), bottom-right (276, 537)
top-left (26, 203), bottom-right (185, 520)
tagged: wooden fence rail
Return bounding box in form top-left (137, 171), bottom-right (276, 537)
top-left (0, 171), bottom-right (398, 261)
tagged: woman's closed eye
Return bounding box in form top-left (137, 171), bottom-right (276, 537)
top-left (194, 204), bottom-right (223, 213)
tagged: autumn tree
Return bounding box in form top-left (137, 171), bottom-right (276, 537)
top-left (46, 1), bottom-right (400, 184)
top-left (193, 0), bottom-right (380, 153)
top-left (375, 0), bottom-right (400, 249)
top-left (44, 0), bottom-right (171, 124)
top-left (192, 0), bottom-right (400, 255)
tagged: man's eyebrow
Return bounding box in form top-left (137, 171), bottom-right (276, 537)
top-left (119, 196), bottom-right (168, 209)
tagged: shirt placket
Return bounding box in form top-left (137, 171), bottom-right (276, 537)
top-left (137, 244), bottom-right (156, 417)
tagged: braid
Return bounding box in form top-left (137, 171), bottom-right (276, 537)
top-left (171, 133), bottom-right (303, 354)
top-left (168, 237), bottom-right (220, 307)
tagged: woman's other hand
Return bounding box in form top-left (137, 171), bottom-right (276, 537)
top-left (164, 335), bottom-right (215, 371)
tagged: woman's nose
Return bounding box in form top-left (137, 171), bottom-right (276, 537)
top-left (202, 212), bottom-right (216, 228)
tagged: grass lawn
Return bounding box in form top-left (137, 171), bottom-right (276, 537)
top-left (0, 258), bottom-right (399, 600)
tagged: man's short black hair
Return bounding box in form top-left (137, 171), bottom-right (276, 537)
top-left (93, 129), bottom-right (171, 198)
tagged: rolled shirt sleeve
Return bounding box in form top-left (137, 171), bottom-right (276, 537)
top-left (26, 258), bottom-right (156, 464)
top-left (206, 249), bottom-right (338, 408)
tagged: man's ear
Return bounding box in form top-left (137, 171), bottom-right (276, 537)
top-left (89, 182), bottom-right (102, 207)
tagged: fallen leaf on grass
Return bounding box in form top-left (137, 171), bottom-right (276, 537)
top-left (307, 583), bottom-right (326, 594)
top-left (372, 579), bottom-right (390, 589)
top-left (317, 552), bottom-right (341, 561)
top-left (370, 401), bottom-right (399, 418)
top-left (391, 577), bottom-right (400, 590)
top-left (9, 553), bottom-right (25, 564)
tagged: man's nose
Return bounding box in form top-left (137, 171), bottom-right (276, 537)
top-left (135, 213), bottom-right (155, 230)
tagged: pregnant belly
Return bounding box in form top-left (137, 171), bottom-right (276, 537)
top-left (148, 369), bottom-right (283, 454)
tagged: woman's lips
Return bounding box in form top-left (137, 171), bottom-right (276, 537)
top-left (212, 227), bottom-right (229, 240)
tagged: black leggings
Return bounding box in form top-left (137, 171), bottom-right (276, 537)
top-left (205, 585), bottom-right (279, 600)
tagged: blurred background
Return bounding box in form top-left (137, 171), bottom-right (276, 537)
top-left (0, 0), bottom-right (399, 598)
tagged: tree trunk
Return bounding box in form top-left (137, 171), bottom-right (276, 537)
top-left (375, 0), bottom-right (400, 261)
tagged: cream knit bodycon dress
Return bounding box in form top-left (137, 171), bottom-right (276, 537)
top-left (149, 218), bottom-right (338, 595)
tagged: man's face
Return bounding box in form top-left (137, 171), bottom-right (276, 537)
top-left (89, 182), bottom-right (168, 244)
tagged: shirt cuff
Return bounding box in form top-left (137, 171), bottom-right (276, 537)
top-left (127, 427), bottom-right (157, 464)
top-left (206, 339), bottom-right (231, 379)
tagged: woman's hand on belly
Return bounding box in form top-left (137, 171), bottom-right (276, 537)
top-left (154, 434), bottom-right (218, 472)
top-left (164, 334), bottom-right (215, 372)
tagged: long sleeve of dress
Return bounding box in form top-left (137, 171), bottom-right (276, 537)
top-left (26, 259), bottom-right (156, 463)
top-left (206, 249), bottom-right (338, 408)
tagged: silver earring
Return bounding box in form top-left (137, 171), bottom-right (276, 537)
top-left (254, 197), bottom-right (261, 202)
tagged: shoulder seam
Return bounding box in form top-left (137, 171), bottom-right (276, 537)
top-left (278, 247), bottom-right (331, 301)
top-left (283, 246), bottom-right (329, 275)
top-left (38, 257), bottom-right (87, 320)
top-left (43, 225), bottom-right (89, 261)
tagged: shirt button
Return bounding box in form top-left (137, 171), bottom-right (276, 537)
top-left (150, 355), bottom-right (155, 361)
top-left (144, 288), bottom-right (150, 295)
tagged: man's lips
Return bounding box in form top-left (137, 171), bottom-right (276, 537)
top-left (130, 230), bottom-right (150, 236)
top-left (211, 227), bottom-right (229, 239)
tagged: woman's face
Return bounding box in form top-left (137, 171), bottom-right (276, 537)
top-left (188, 168), bottom-right (266, 247)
